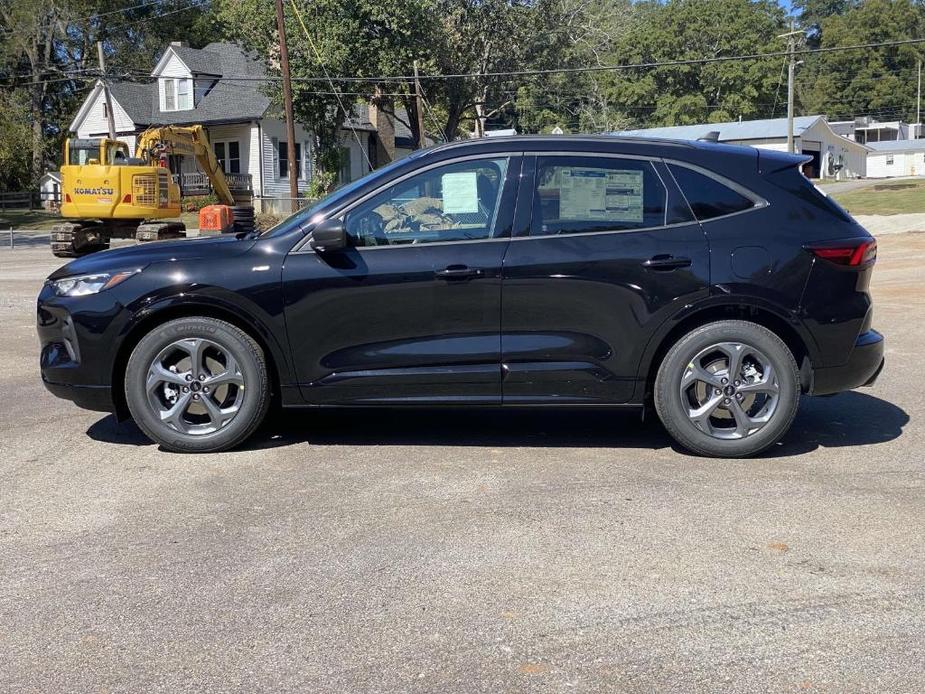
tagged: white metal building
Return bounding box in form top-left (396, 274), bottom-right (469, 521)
top-left (866, 140), bottom-right (925, 178)
top-left (613, 115), bottom-right (870, 180)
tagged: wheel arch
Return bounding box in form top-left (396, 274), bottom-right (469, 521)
top-left (639, 302), bottom-right (817, 399)
top-left (111, 301), bottom-right (288, 420)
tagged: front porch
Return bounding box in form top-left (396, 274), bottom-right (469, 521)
top-left (171, 171), bottom-right (253, 198)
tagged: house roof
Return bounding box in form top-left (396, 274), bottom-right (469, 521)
top-left (108, 81), bottom-right (156, 123)
top-left (612, 115), bottom-right (824, 142)
top-left (165, 44), bottom-right (225, 76)
top-left (867, 139), bottom-right (925, 153)
top-left (72, 42), bottom-right (414, 140)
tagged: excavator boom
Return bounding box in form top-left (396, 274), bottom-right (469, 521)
top-left (136, 125), bottom-right (235, 205)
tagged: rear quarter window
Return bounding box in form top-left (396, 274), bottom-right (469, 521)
top-left (668, 164), bottom-right (757, 221)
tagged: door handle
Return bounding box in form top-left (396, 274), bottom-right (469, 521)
top-left (642, 255), bottom-right (692, 271)
top-left (435, 265), bottom-right (483, 280)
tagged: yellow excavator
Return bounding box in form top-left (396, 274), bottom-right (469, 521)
top-left (52, 125), bottom-right (252, 257)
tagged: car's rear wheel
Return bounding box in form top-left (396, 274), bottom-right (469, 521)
top-left (654, 320), bottom-right (800, 458)
top-left (125, 317), bottom-right (270, 453)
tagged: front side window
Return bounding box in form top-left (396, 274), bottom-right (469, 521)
top-left (668, 163), bottom-right (756, 221)
top-left (532, 156), bottom-right (666, 236)
top-left (344, 157), bottom-right (509, 247)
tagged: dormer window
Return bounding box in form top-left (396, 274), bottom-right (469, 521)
top-left (161, 77), bottom-right (193, 112)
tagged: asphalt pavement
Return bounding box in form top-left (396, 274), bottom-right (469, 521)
top-left (1, 235), bottom-right (922, 692)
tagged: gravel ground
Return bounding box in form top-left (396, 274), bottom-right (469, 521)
top-left (0, 236), bottom-right (922, 693)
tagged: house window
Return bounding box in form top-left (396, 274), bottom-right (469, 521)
top-left (164, 78), bottom-right (175, 110)
top-left (177, 78), bottom-right (192, 110)
top-left (886, 154), bottom-right (894, 166)
top-left (277, 140), bottom-right (302, 179)
top-left (102, 102), bottom-right (108, 118)
top-left (213, 141), bottom-right (241, 174)
top-left (162, 77), bottom-right (192, 112)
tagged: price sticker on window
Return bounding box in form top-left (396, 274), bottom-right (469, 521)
top-left (441, 171), bottom-right (479, 214)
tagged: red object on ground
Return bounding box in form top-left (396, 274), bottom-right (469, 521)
top-left (199, 204), bottom-right (234, 234)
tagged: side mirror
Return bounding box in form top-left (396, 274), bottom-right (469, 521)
top-left (309, 218), bottom-right (347, 253)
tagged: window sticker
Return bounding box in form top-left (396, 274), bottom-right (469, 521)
top-left (441, 171), bottom-right (480, 214)
top-left (557, 167), bottom-right (644, 223)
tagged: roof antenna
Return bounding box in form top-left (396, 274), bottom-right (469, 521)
top-left (698, 131), bottom-right (720, 143)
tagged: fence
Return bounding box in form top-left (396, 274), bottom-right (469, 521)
top-left (0, 191), bottom-right (60, 210)
top-left (3, 228), bottom-right (53, 249)
top-left (254, 196), bottom-right (317, 216)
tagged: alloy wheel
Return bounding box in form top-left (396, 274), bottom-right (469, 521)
top-left (145, 337), bottom-right (245, 436)
top-left (679, 341), bottom-right (780, 440)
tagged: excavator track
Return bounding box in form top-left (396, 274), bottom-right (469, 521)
top-left (135, 222), bottom-right (186, 243)
top-left (50, 222), bottom-right (110, 258)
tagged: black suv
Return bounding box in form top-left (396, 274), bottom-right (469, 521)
top-left (38, 136), bottom-right (883, 457)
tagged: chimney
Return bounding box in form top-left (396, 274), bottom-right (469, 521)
top-left (170, 41), bottom-right (188, 48)
top-left (368, 90), bottom-right (396, 167)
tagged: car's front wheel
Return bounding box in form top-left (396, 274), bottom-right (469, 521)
top-left (125, 317), bottom-right (270, 453)
top-left (654, 320), bottom-right (800, 458)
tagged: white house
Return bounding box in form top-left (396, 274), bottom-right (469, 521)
top-left (866, 140), bottom-right (925, 178)
top-left (38, 171), bottom-right (61, 209)
top-left (613, 115), bottom-right (870, 180)
top-left (69, 41), bottom-right (418, 211)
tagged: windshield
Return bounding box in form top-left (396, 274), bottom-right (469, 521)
top-left (260, 155), bottom-right (417, 237)
top-left (68, 143), bottom-right (101, 166)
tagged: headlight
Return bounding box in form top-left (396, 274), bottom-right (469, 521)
top-left (49, 269), bottom-right (140, 297)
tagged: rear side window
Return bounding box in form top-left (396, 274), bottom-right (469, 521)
top-left (532, 156), bottom-right (666, 235)
top-left (669, 164), bottom-right (756, 221)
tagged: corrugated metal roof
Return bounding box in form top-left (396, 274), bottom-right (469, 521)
top-left (611, 115), bottom-right (823, 142)
top-left (867, 139), bottom-right (925, 153)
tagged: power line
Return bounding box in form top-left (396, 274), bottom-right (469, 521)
top-left (183, 36), bottom-right (925, 84)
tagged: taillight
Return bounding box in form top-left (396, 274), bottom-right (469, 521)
top-left (122, 193), bottom-right (132, 203)
top-left (64, 193), bottom-right (72, 203)
top-left (807, 238), bottom-right (877, 267)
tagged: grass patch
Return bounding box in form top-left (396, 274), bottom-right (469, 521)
top-left (0, 208), bottom-right (200, 230)
top-left (832, 179), bottom-right (925, 215)
top-left (0, 208), bottom-right (63, 230)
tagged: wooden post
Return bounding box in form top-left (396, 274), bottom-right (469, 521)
top-left (413, 60), bottom-right (426, 149)
top-left (275, 0), bottom-right (300, 213)
top-left (97, 42), bottom-right (117, 141)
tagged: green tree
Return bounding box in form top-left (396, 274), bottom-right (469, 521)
top-left (217, 0), bottom-right (435, 185)
top-left (588, 0), bottom-right (787, 128)
top-left (799, 0), bottom-right (925, 122)
top-left (0, 91), bottom-right (33, 191)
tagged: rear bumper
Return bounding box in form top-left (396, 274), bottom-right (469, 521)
top-left (811, 330), bottom-right (884, 395)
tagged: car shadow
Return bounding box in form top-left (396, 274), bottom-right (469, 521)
top-left (86, 391), bottom-right (908, 457)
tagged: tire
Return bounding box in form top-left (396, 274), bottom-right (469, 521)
top-left (654, 320), bottom-right (800, 458)
top-left (125, 317), bottom-right (270, 453)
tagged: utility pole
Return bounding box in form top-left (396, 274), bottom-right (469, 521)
top-left (917, 59), bottom-right (921, 136)
top-left (413, 60), bottom-right (426, 149)
top-left (778, 22), bottom-right (804, 154)
top-left (275, 0), bottom-right (299, 213)
top-left (97, 42), bottom-right (117, 141)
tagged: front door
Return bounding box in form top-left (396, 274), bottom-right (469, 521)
top-left (500, 153), bottom-right (710, 404)
top-left (283, 154), bottom-right (520, 405)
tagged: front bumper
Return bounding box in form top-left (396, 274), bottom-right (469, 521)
top-left (811, 329), bottom-right (884, 396)
top-left (42, 379), bottom-right (114, 412)
top-left (38, 286), bottom-right (123, 414)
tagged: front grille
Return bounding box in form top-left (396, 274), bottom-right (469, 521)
top-left (133, 174), bottom-right (157, 206)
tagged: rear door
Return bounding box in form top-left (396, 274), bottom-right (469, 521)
top-left (282, 154), bottom-right (520, 405)
top-left (500, 152), bottom-right (710, 404)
